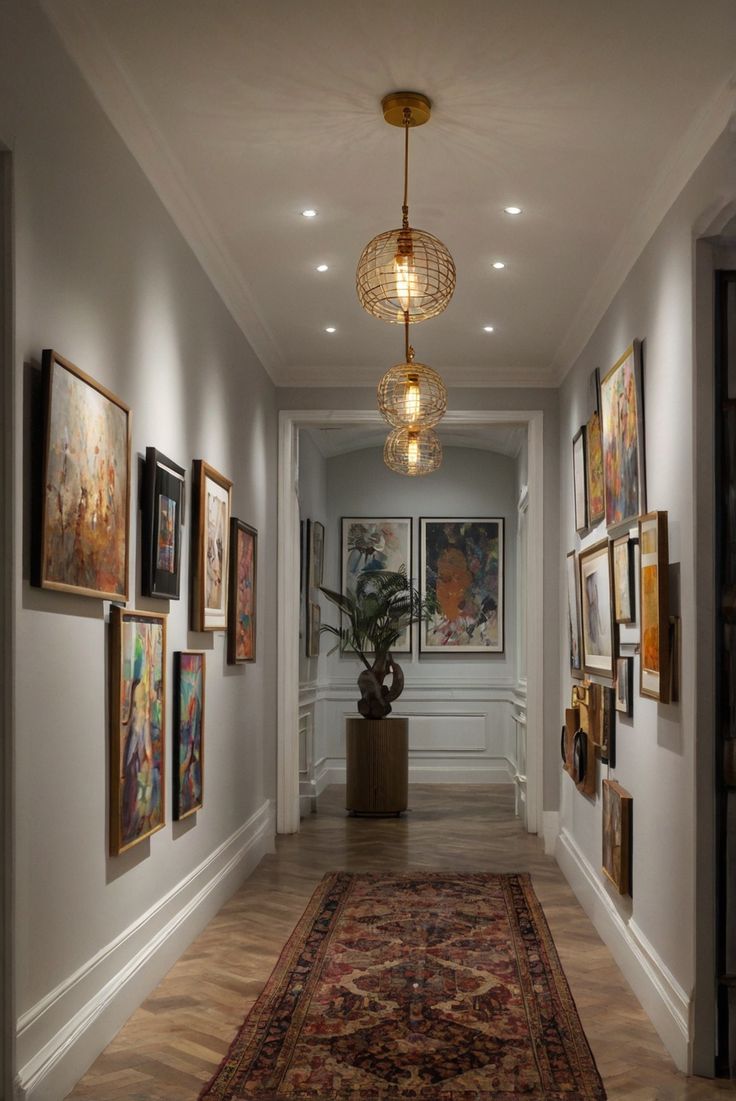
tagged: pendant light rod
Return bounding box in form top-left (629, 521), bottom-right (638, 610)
top-left (402, 109), bottom-right (410, 229)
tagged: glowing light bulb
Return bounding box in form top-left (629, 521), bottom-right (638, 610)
top-left (404, 376), bottom-right (421, 423)
top-left (407, 433), bottom-right (419, 470)
top-left (394, 253), bottom-right (419, 313)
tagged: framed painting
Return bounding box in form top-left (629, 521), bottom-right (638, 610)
top-left (616, 656), bottom-right (634, 716)
top-left (420, 517), bottom-right (504, 652)
top-left (602, 779), bottom-right (632, 896)
top-left (109, 607), bottom-right (166, 855)
top-left (586, 411), bottom-right (605, 526)
top-left (38, 349), bottom-right (131, 600)
top-left (599, 342), bottom-right (646, 530)
top-left (342, 517), bottom-right (412, 653)
top-left (228, 518), bottom-right (257, 664)
top-left (142, 447), bottom-right (185, 599)
top-left (611, 533), bottom-right (635, 624)
top-left (566, 550), bottom-right (583, 679)
top-left (600, 686), bottom-right (616, 767)
top-left (308, 520), bottom-right (325, 590)
top-left (173, 651), bottom-right (205, 819)
top-left (572, 427), bottom-right (588, 534)
top-left (639, 510), bottom-right (671, 702)
top-left (579, 539), bottom-right (615, 678)
top-left (191, 460), bottom-right (232, 631)
top-left (307, 601), bottom-right (321, 658)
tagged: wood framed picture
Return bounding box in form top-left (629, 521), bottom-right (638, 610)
top-left (307, 600), bottom-right (321, 658)
top-left (585, 410), bottom-right (605, 526)
top-left (599, 341), bottom-right (646, 531)
top-left (342, 517), bottom-right (412, 653)
top-left (600, 685), bottom-right (616, 767)
top-left (566, 550), bottom-right (583, 679)
top-left (572, 426), bottom-right (588, 534)
top-left (109, 607), bottom-right (166, 855)
top-left (611, 533), bottom-right (635, 624)
top-left (142, 447), bottom-right (185, 599)
top-left (191, 460), bottom-right (232, 631)
top-left (579, 539), bottom-right (615, 678)
top-left (173, 651), bottom-right (205, 820)
top-left (228, 518), bottom-right (257, 664)
top-left (615, 656), bottom-right (634, 716)
top-left (38, 349), bottom-right (131, 600)
top-left (602, 779), bottom-right (632, 895)
top-left (420, 518), bottom-right (504, 652)
top-left (308, 519), bottom-right (325, 590)
top-left (639, 510), bottom-right (671, 702)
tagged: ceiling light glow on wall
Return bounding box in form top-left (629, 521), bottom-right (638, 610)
top-left (504, 206), bottom-right (522, 216)
top-left (384, 426), bottom-right (442, 477)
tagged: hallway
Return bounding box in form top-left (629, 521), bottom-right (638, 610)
top-left (66, 787), bottom-right (734, 1100)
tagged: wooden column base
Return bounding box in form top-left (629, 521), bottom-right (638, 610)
top-left (346, 716), bottom-right (408, 815)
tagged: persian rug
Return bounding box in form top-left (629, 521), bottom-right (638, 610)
top-left (200, 872), bottom-right (606, 1100)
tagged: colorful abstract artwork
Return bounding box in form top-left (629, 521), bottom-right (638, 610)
top-left (39, 350), bottom-right (130, 599)
top-left (572, 427), bottom-right (587, 534)
top-left (174, 651), bottom-right (205, 819)
top-left (228, 519), bottom-right (257, 664)
top-left (602, 780), bottom-right (632, 895)
top-left (639, 511), bottom-right (670, 701)
top-left (142, 448), bottom-right (185, 600)
top-left (156, 497), bottom-right (176, 572)
top-left (110, 608), bottom-right (166, 855)
top-left (342, 517), bottom-right (412, 653)
top-left (586, 411), bottom-right (605, 525)
top-left (566, 550), bottom-right (583, 678)
top-left (579, 540), bottom-right (614, 678)
top-left (600, 343), bottom-right (646, 530)
top-left (420, 518), bottom-right (504, 652)
top-left (191, 460), bottom-right (232, 631)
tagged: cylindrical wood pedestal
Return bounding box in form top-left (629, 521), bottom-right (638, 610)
top-left (346, 716), bottom-right (408, 816)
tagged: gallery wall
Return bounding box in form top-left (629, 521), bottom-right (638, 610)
top-left (2, 4), bottom-right (278, 1097)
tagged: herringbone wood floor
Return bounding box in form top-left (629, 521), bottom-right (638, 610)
top-left (66, 786), bottom-right (735, 1099)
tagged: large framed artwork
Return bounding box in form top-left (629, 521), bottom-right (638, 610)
top-left (38, 349), bottom-right (131, 600)
top-left (585, 411), bottom-right (605, 527)
top-left (342, 517), bottom-right (412, 653)
top-left (611, 533), bottom-right (635, 624)
top-left (142, 447), bottom-right (185, 599)
top-left (602, 779), bottom-right (632, 896)
top-left (639, 510), bottom-right (671, 702)
top-left (228, 518), bottom-right (257, 664)
top-left (599, 342), bottom-right (646, 530)
top-left (572, 427), bottom-right (588, 534)
top-left (191, 460), bottom-right (232, 631)
top-left (420, 518), bottom-right (504, 653)
top-left (109, 607), bottom-right (166, 855)
top-left (566, 550), bottom-right (583, 679)
top-left (173, 651), bottom-right (205, 820)
top-left (579, 539), bottom-right (615, 678)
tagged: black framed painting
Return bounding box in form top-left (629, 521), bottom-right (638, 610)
top-left (142, 447), bottom-right (185, 599)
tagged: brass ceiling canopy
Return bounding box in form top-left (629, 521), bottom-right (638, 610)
top-left (381, 91), bottom-right (432, 128)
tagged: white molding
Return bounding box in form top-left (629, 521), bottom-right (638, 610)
top-left (556, 827), bottom-right (690, 1072)
top-left (15, 802), bottom-right (275, 1101)
top-left (542, 811), bottom-right (559, 857)
top-left (277, 414), bottom-right (301, 833)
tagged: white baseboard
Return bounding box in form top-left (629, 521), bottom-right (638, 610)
top-left (16, 800), bottom-right (275, 1101)
top-left (542, 811), bottom-right (559, 855)
top-left (313, 757), bottom-right (515, 793)
top-left (556, 826), bottom-right (690, 1072)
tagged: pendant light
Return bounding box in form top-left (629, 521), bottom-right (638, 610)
top-left (377, 320), bottom-right (447, 429)
top-left (384, 425), bottom-right (442, 477)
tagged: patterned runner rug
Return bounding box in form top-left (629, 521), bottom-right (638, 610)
top-left (200, 871), bottom-right (606, 1100)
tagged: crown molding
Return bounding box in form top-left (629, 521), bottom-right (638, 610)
top-left (273, 363), bottom-right (557, 389)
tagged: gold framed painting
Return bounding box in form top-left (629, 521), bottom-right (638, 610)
top-left (602, 779), bottom-right (632, 895)
top-left (599, 342), bottom-right (646, 531)
top-left (585, 410), bottom-right (605, 526)
top-left (639, 510), bottom-right (670, 702)
top-left (191, 460), bottom-right (232, 631)
top-left (228, 518), bottom-right (257, 664)
top-left (579, 540), bottom-right (615, 679)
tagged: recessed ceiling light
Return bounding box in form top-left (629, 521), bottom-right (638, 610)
top-left (302, 208), bottom-right (318, 218)
top-left (325, 326), bottom-right (336, 333)
top-left (492, 261), bottom-right (505, 269)
top-left (316, 264), bottom-right (329, 272)
top-left (483, 325), bottom-right (495, 332)
top-left (504, 206), bottom-right (522, 216)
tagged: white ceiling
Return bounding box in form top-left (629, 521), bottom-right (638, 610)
top-left (305, 423), bottom-right (526, 460)
top-left (45, 0), bottom-right (736, 388)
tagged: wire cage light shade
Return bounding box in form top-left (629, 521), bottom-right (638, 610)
top-left (356, 226), bottom-right (456, 324)
top-left (384, 426), bottom-right (442, 477)
top-left (377, 357), bottom-right (447, 429)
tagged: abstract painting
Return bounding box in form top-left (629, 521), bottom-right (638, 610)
top-left (599, 342), bottom-right (646, 530)
top-left (579, 539), bottom-right (615, 678)
top-left (191, 460), bottom-right (232, 631)
top-left (173, 651), bottom-right (205, 819)
top-left (566, 550), bottom-right (583, 679)
top-left (639, 510), bottom-right (670, 702)
top-left (611, 533), bottom-right (635, 623)
top-left (572, 427), bottom-right (587, 534)
top-left (109, 607), bottom-right (166, 855)
top-left (142, 448), bottom-right (185, 599)
top-left (39, 349), bottom-right (130, 600)
top-left (616, 656), bottom-right (633, 716)
top-left (602, 779), bottom-right (632, 895)
top-left (228, 518), bottom-right (257, 664)
top-left (586, 411), bottom-right (605, 526)
top-left (342, 517), bottom-right (412, 653)
top-left (420, 518), bottom-right (504, 652)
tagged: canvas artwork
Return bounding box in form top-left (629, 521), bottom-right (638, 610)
top-left (309, 520), bottom-right (325, 590)
top-left (173, 651), bottom-right (205, 819)
top-left (109, 607), bottom-right (166, 855)
top-left (586, 411), bottom-right (605, 526)
top-left (142, 448), bottom-right (185, 599)
top-left (616, 656), bottom-right (634, 716)
top-left (342, 517), bottom-right (412, 653)
top-left (639, 511), bottom-right (670, 702)
top-left (191, 460), bottom-right (232, 631)
top-left (579, 540), bottom-right (615, 678)
top-left (307, 601), bottom-right (321, 658)
top-left (39, 349), bottom-right (130, 600)
top-left (611, 534), bottom-right (635, 624)
top-left (599, 342), bottom-right (646, 530)
top-left (420, 518), bottom-right (504, 652)
top-left (572, 427), bottom-right (588, 534)
top-left (602, 779), bottom-right (632, 895)
top-left (228, 519), bottom-right (257, 664)
top-left (566, 550), bottom-right (583, 679)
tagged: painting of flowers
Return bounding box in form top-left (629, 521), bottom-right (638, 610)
top-left (228, 519), bottom-right (257, 663)
top-left (599, 342), bottom-right (646, 530)
top-left (342, 517), bottom-right (412, 652)
top-left (420, 518), bottom-right (504, 652)
top-left (191, 460), bottom-right (232, 631)
top-left (173, 651), bottom-right (205, 819)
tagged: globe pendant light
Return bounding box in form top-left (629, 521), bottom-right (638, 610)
top-left (356, 92), bottom-right (456, 325)
top-left (384, 425), bottom-right (442, 477)
top-left (377, 321), bottom-right (447, 430)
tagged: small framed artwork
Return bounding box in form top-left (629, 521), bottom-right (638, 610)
top-left (602, 779), bottom-right (632, 896)
top-left (600, 686), bottom-right (616, 767)
top-left (228, 518), bottom-right (257, 664)
top-left (191, 460), bottom-right (232, 631)
top-left (307, 601), bottom-right (321, 658)
top-left (599, 342), bottom-right (646, 530)
top-left (342, 517), bottom-right (412, 653)
top-left (421, 518), bottom-right (504, 652)
top-left (639, 510), bottom-right (671, 702)
top-left (611, 533), bottom-right (635, 624)
top-left (572, 427), bottom-right (588, 534)
top-left (308, 520), bottom-right (325, 590)
top-left (579, 539), bottom-right (615, 678)
top-left (585, 411), bottom-right (605, 526)
top-left (109, 607), bottom-right (166, 855)
top-left (38, 349), bottom-right (131, 600)
top-left (142, 448), bottom-right (185, 599)
top-left (173, 651), bottom-right (205, 820)
top-left (616, 656), bottom-right (634, 716)
top-left (566, 550), bottom-right (583, 679)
